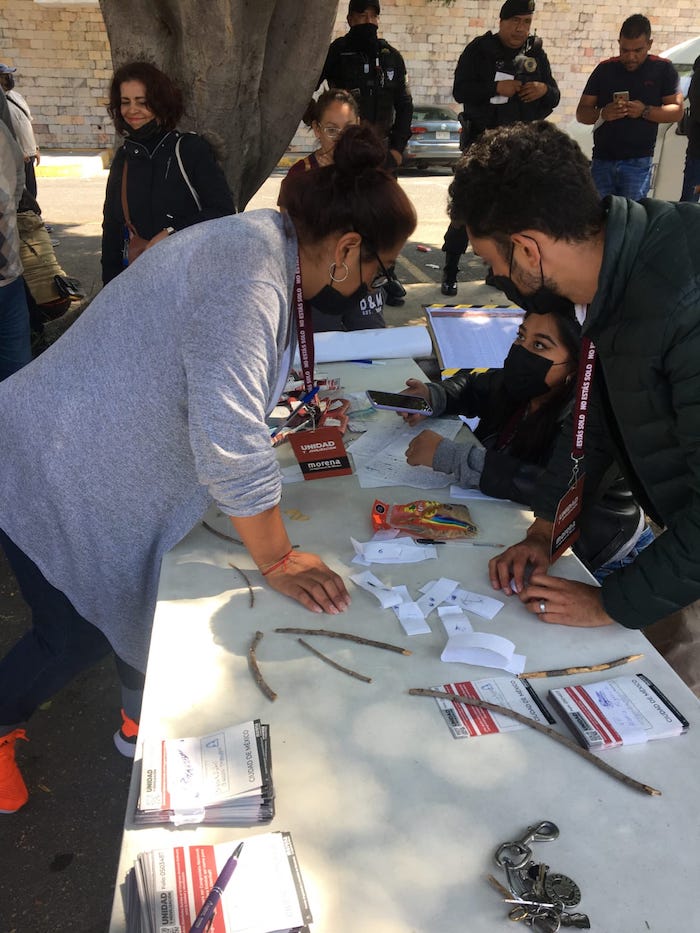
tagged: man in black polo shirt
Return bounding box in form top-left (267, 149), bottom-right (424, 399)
top-left (576, 14), bottom-right (682, 199)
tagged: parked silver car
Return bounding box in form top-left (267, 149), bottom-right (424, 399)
top-left (404, 103), bottom-right (461, 169)
top-left (563, 36), bottom-right (700, 199)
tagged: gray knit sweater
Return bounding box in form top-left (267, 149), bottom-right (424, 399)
top-left (0, 209), bottom-right (297, 670)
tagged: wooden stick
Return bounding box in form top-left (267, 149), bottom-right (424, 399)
top-left (408, 688), bottom-right (661, 797)
top-left (202, 520), bottom-right (244, 547)
top-left (485, 873), bottom-right (512, 900)
top-left (518, 653), bottom-right (644, 680)
top-left (298, 638), bottom-right (373, 683)
top-left (228, 562), bottom-right (255, 608)
top-left (275, 627), bottom-right (411, 655)
top-left (248, 630), bottom-right (277, 702)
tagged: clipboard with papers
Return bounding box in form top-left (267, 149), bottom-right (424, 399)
top-left (424, 304), bottom-right (523, 371)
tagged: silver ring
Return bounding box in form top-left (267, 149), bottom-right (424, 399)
top-left (539, 600), bottom-right (546, 614)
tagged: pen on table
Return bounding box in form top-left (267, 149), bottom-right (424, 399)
top-left (415, 538), bottom-right (506, 547)
top-left (270, 386), bottom-right (319, 437)
top-left (188, 841), bottom-right (244, 933)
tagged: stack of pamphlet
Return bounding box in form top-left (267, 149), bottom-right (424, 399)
top-left (434, 676), bottom-right (554, 739)
top-left (135, 720), bottom-right (274, 826)
top-left (123, 831), bottom-right (313, 933)
top-left (549, 673), bottom-right (689, 750)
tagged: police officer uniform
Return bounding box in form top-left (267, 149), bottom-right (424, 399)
top-left (442, 0), bottom-right (560, 295)
top-left (320, 2), bottom-right (413, 306)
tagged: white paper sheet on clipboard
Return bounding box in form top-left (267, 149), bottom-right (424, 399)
top-left (424, 305), bottom-right (523, 371)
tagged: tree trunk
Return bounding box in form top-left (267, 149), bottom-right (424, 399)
top-left (99, 0), bottom-right (338, 210)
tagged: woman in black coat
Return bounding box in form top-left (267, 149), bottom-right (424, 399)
top-left (403, 307), bottom-right (652, 576)
top-left (101, 61), bottom-right (234, 284)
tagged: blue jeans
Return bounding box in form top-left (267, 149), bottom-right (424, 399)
top-left (680, 154), bottom-right (700, 203)
top-left (0, 529), bottom-right (144, 730)
top-left (590, 157), bottom-right (653, 200)
top-left (593, 524), bottom-right (656, 583)
top-left (0, 276), bottom-right (32, 382)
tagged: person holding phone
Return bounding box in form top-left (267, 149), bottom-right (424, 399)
top-left (401, 307), bottom-right (650, 577)
top-left (575, 14), bottom-right (683, 199)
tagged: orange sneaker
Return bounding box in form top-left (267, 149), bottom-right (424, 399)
top-left (113, 709), bottom-right (139, 758)
top-left (0, 728), bottom-right (29, 813)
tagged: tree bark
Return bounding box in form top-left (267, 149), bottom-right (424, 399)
top-left (99, 0), bottom-right (338, 209)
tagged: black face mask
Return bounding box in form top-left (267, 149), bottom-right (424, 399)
top-left (124, 119), bottom-right (162, 142)
top-left (488, 274), bottom-right (574, 317)
top-left (502, 343), bottom-right (554, 401)
top-left (347, 22), bottom-right (380, 51)
top-left (310, 282), bottom-right (371, 317)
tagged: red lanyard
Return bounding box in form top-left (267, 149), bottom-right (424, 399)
top-left (570, 337), bottom-right (596, 482)
top-left (293, 258), bottom-right (315, 393)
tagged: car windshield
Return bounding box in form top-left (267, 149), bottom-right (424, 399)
top-left (412, 107), bottom-right (457, 122)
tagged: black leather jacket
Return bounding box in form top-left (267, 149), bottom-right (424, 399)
top-left (431, 368), bottom-right (642, 573)
top-left (453, 31), bottom-right (560, 143)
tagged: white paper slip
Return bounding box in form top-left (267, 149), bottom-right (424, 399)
top-left (447, 587), bottom-right (504, 620)
top-left (449, 484), bottom-right (500, 502)
top-left (397, 601), bottom-right (431, 635)
top-left (350, 570), bottom-right (403, 608)
top-left (433, 676), bottom-right (555, 739)
top-left (490, 70), bottom-right (513, 104)
top-left (438, 605), bottom-right (474, 634)
top-left (416, 577), bottom-right (460, 617)
top-left (351, 536), bottom-right (437, 565)
top-left (441, 631), bottom-right (526, 675)
top-left (548, 673), bottom-right (690, 751)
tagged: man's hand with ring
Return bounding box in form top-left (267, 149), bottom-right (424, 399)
top-left (522, 574), bottom-right (615, 627)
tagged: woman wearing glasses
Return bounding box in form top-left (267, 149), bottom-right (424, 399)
top-left (280, 91), bottom-right (387, 331)
top-left (0, 122), bottom-right (417, 813)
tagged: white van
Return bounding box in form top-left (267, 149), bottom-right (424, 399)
top-left (563, 36), bottom-right (700, 200)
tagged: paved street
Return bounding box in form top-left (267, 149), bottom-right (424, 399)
top-left (0, 166), bottom-right (498, 933)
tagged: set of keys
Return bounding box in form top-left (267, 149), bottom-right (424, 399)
top-left (489, 821), bottom-right (590, 931)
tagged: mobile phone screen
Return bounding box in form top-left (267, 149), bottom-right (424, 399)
top-left (613, 91), bottom-right (630, 103)
top-left (366, 390), bottom-right (432, 414)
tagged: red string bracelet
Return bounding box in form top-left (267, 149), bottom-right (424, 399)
top-left (261, 548), bottom-right (295, 576)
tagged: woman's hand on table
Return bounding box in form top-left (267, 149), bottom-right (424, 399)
top-left (400, 377), bottom-right (431, 426)
top-left (405, 429), bottom-right (442, 467)
top-left (264, 550), bottom-right (351, 615)
top-left (521, 574), bottom-right (615, 627)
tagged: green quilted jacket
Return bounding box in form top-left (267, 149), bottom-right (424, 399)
top-left (533, 195), bottom-right (700, 628)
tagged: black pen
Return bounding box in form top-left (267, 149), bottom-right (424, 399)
top-left (188, 841), bottom-right (244, 933)
top-left (415, 538), bottom-right (506, 547)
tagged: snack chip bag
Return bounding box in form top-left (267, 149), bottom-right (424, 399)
top-left (371, 499), bottom-right (478, 540)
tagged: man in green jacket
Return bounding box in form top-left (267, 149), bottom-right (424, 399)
top-left (447, 120), bottom-right (700, 644)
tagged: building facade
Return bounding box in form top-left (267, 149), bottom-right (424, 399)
top-left (0, 0), bottom-right (696, 151)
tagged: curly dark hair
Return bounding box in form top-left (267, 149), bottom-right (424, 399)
top-left (301, 89), bottom-right (359, 128)
top-left (448, 121), bottom-right (605, 258)
top-left (107, 61), bottom-right (183, 135)
top-left (281, 123), bottom-right (416, 255)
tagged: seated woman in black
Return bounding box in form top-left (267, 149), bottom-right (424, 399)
top-left (403, 307), bottom-right (653, 578)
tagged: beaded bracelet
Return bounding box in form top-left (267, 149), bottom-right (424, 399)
top-left (261, 548), bottom-right (295, 576)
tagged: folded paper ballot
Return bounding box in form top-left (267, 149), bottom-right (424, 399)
top-left (433, 676), bottom-right (555, 739)
top-left (548, 673), bottom-right (689, 750)
top-left (123, 831), bottom-right (312, 933)
top-left (135, 720), bottom-right (274, 826)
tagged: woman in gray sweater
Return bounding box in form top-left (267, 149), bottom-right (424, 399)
top-left (0, 124), bottom-right (417, 814)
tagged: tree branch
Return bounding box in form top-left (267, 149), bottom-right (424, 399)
top-left (275, 627), bottom-right (411, 655)
top-left (298, 637), bottom-right (372, 682)
top-left (408, 688), bottom-right (662, 797)
top-left (248, 630), bottom-right (277, 701)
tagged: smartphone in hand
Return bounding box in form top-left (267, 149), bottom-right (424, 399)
top-left (366, 390), bottom-right (433, 415)
top-left (613, 90), bottom-right (630, 103)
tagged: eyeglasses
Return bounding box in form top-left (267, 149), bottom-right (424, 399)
top-left (319, 124), bottom-right (344, 140)
top-left (369, 252), bottom-right (391, 290)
